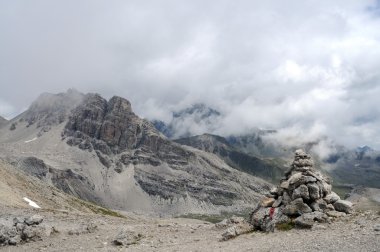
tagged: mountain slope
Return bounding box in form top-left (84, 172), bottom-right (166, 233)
top-left (0, 90), bottom-right (271, 215)
top-left (175, 134), bottom-right (287, 183)
top-left (0, 115), bottom-right (7, 128)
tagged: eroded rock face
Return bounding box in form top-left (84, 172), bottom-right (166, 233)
top-left (249, 150), bottom-right (354, 231)
top-left (61, 93), bottom-right (272, 211)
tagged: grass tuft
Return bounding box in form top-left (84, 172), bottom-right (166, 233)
top-left (276, 221), bottom-right (295, 231)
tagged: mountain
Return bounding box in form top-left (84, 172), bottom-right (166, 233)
top-left (175, 134), bottom-right (287, 183)
top-left (0, 90), bottom-right (271, 216)
top-left (152, 103), bottom-right (222, 139)
top-left (323, 147), bottom-right (380, 188)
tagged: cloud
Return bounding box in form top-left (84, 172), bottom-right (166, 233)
top-left (1, 0), bottom-right (380, 149)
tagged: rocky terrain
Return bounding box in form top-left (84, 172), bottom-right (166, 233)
top-left (0, 90), bottom-right (271, 216)
top-left (0, 140), bottom-right (379, 251)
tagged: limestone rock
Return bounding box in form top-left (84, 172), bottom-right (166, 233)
top-left (307, 183), bottom-right (320, 200)
top-left (261, 197), bottom-right (275, 207)
top-left (310, 199), bottom-right (327, 212)
top-left (219, 218), bottom-right (253, 241)
top-left (324, 192), bottom-right (341, 204)
top-left (292, 184), bottom-right (309, 200)
top-left (326, 211), bottom-right (346, 218)
top-left (333, 200), bottom-right (353, 214)
top-left (25, 215), bottom-right (43, 226)
top-left (272, 196), bottom-right (282, 208)
top-left (294, 212), bottom-right (328, 229)
top-left (113, 228), bottom-right (143, 246)
top-left (283, 198), bottom-right (312, 216)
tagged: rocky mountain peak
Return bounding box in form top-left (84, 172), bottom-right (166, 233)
top-left (21, 89), bottom-right (84, 130)
top-left (108, 96), bottom-right (132, 114)
top-left (64, 93), bottom-right (160, 154)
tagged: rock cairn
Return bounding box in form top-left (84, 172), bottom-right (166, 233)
top-left (250, 149), bottom-right (353, 231)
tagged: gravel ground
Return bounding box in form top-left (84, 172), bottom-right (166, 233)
top-left (1, 206), bottom-right (379, 252)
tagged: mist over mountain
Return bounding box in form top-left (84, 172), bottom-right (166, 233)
top-left (2, 1), bottom-right (380, 151)
top-left (152, 103), bottom-right (222, 139)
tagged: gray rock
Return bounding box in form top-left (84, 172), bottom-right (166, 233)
top-left (326, 211), bottom-right (346, 218)
top-left (325, 204), bottom-right (335, 211)
top-left (280, 181), bottom-right (289, 189)
top-left (289, 174), bottom-right (317, 188)
top-left (21, 225), bottom-right (46, 241)
top-left (25, 215), bottom-right (43, 226)
top-left (288, 173), bottom-right (303, 185)
top-left (8, 235), bottom-right (21, 245)
top-left (294, 215), bottom-right (314, 229)
top-left (374, 224), bottom-right (380, 231)
top-left (261, 197), bottom-right (275, 207)
top-left (324, 192), bottom-right (341, 204)
top-left (307, 183), bottom-right (320, 200)
top-left (292, 184), bottom-right (309, 200)
top-left (292, 158), bottom-right (313, 168)
top-left (333, 200), bottom-right (353, 214)
top-left (273, 196), bottom-right (282, 208)
top-left (295, 211), bottom-right (328, 229)
top-left (220, 220), bottom-right (253, 241)
top-left (13, 217), bottom-right (25, 226)
top-left (283, 198), bottom-right (312, 216)
top-left (310, 199), bottom-right (327, 212)
top-left (282, 192), bottom-right (291, 205)
top-left (113, 228), bottom-right (143, 246)
top-left (221, 226), bottom-right (238, 241)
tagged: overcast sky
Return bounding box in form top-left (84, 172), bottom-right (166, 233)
top-left (1, 0), bottom-right (380, 149)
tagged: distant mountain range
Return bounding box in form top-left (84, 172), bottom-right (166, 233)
top-left (150, 104), bottom-right (380, 190)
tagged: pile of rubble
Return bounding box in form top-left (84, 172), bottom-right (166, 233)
top-left (250, 149), bottom-right (353, 231)
top-left (0, 215), bottom-right (47, 246)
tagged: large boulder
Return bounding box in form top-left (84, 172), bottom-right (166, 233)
top-left (333, 200), bottom-right (353, 214)
top-left (324, 192), bottom-right (341, 204)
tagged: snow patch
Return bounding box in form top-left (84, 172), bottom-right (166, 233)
top-left (23, 197), bottom-right (41, 208)
top-left (24, 137), bottom-right (37, 143)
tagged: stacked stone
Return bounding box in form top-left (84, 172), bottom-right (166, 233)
top-left (250, 149), bottom-right (353, 231)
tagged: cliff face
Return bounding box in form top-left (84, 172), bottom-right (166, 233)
top-left (64, 94), bottom-right (166, 154)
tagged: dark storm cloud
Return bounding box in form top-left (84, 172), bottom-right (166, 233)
top-left (1, 0), bottom-right (380, 149)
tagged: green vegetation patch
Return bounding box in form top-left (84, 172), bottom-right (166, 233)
top-left (70, 197), bottom-right (126, 218)
top-left (276, 221), bottom-right (295, 231)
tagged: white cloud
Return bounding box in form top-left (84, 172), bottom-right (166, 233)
top-left (1, 0), bottom-right (380, 149)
